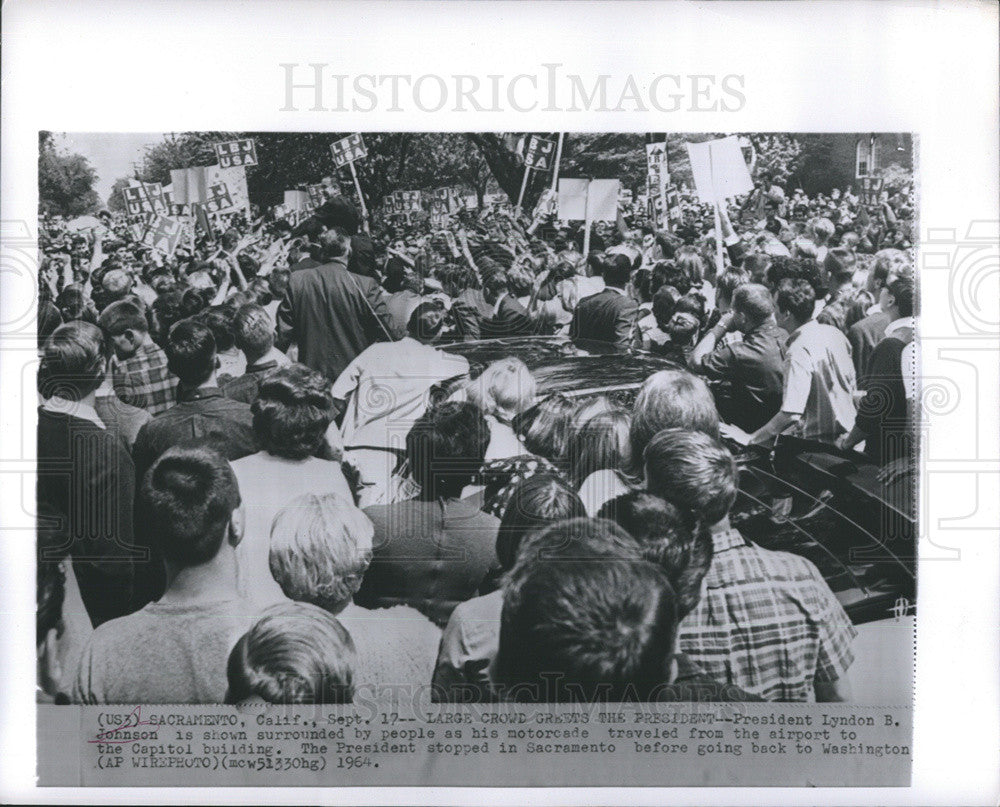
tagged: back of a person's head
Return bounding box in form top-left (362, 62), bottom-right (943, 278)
top-left (56, 285), bottom-right (93, 323)
top-left (407, 300), bottom-right (447, 343)
top-left (196, 305), bottom-right (237, 353)
top-left (775, 278), bottom-right (816, 324)
top-left (507, 266), bottom-right (534, 297)
top-left (226, 602), bottom-right (355, 705)
top-left (887, 275), bottom-right (915, 318)
top-left (630, 369), bottom-right (720, 461)
top-left (497, 544), bottom-right (676, 702)
top-left (644, 428), bottom-right (738, 526)
top-left (166, 318), bottom-right (217, 387)
top-left (268, 267), bottom-right (290, 299)
top-left (675, 249), bottom-right (706, 286)
top-left (406, 401), bottom-right (490, 499)
top-left (39, 321), bottom-right (106, 401)
top-left (732, 283), bottom-right (774, 329)
top-left (382, 257), bottom-right (409, 293)
top-left (597, 491), bottom-right (712, 620)
top-left (602, 253), bottom-right (632, 288)
top-left (522, 393), bottom-right (576, 462)
top-left (467, 357), bottom-right (536, 423)
top-left (872, 248), bottom-right (907, 284)
top-left (269, 492), bottom-right (374, 612)
top-left (232, 303), bottom-right (275, 358)
top-left (482, 270), bottom-right (509, 299)
top-left (318, 227), bottom-right (350, 261)
top-left (715, 268), bottom-right (751, 308)
top-left (496, 474), bottom-right (586, 571)
top-left (651, 284), bottom-right (682, 330)
top-left (141, 446), bottom-right (241, 567)
top-left (824, 247), bottom-right (857, 286)
top-left (567, 405), bottom-right (632, 487)
top-left (252, 363), bottom-right (335, 460)
top-left (99, 269), bottom-right (133, 303)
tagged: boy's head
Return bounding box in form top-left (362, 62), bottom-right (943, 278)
top-left (141, 447), bottom-right (243, 569)
top-left (226, 602), bottom-right (355, 705)
top-left (166, 318), bottom-right (218, 388)
top-left (644, 428), bottom-right (738, 526)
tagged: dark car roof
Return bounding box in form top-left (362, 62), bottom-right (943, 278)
top-left (441, 336), bottom-right (677, 398)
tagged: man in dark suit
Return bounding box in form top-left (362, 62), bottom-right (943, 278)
top-left (275, 199), bottom-right (392, 383)
top-left (569, 253), bottom-right (639, 349)
top-left (847, 251), bottom-right (910, 381)
top-left (479, 271), bottom-right (550, 339)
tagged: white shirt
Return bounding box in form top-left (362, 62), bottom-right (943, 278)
top-left (332, 337), bottom-right (469, 451)
top-left (231, 452), bottom-right (354, 609)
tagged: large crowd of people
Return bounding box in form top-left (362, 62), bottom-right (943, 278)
top-left (36, 151), bottom-right (917, 706)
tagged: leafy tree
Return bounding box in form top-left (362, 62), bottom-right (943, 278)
top-left (38, 133), bottom-right (101, 217)
top-left (106, 177), bottom-right (134, 213)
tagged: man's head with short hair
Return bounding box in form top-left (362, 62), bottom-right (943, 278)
top-left (731, 283), bottom-right (775, 332)
top-left (98, 299), bottom-right (149, 360)
top-left (269, 492), bottom-right (375, 614)
top-left (644, 428), bottom-right (738, 526)
top-left (166, 318), bottom-right (217, 388)
top-left (775, 278), bottom-right (816, 330)
top-left (715, 268), bottom-right (751, 312)
top-left (823, 247), bottom-right (857, 288)
top-left (630, 369), bottom-right (720, 465)
top-left (252, 364), bottom-right (335, 460)
top-left (496, 517), bottom-right (676, 702)
top-left (39, 321), bottom-right (107, 401)
top-left (882, 274), bottom-right (915, 320)
top-left (602, 253), bottom-right (633, 289)
top-left (597, 491), bottom-right (713, 620)
top-left (232, 303), bottom-right (275, 362)
top-left (141, 446), bottom-right (243, 569)
top-left (226, 602), bottom-right (355, 705)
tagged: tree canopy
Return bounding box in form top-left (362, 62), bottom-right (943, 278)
top-left (38, 133), bottom-right (101, 217)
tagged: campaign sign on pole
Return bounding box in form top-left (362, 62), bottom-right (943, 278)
top-left (524, 136), bottom-right (556, 171)
top-left (860, 176), bottom-right (884, 206)
top-left (122, 185), bottom-right (148, 216)
top-left (141, 183), bottom-right (167, 214)
top-left (557, 179), bottom-right (620, 222)
top-left (686, 136), bottom-right (754, 203)
top-left (401, 190), bottom-right (423, 213)
top-left (306, 184), bottom-right (326, 210)
top-left (204, 183), bottom-right (234, 214)
top-left (214, 138), bottom-right (258, 168)
top-left (141, 214), bottom-right (184, 257)
top-left (330, 134), bottom-right (368, 168)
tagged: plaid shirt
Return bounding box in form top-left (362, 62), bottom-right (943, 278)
top-left (111, 340), bottom-right (177, 415)
top-left (679, 526), bottom-right (856, 702)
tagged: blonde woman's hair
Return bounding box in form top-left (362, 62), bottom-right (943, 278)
top-left (268, 493), bottom-right (374, 613)
top-left (467, 358), bottom-right (536, 424)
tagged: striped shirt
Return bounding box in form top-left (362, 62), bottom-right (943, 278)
top-left (110, 340), bottom-right (177, 415)
top-left (679, 526), bottom-right (856, 702)
top-left (781, 319), bottom-right (857, 441)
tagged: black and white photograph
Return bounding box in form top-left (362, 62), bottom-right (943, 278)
top-left (3, 0), bottom-right (998, 801)
top-left (34, 130), bottom-right (917, 709)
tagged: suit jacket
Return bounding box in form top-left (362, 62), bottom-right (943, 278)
top-left (848, 310), bottom-right (890, 382)
top-left (275, 255), bottom-right (391, 383)
top-left (479, 294), bottom-right (538, 339)
top-left (569, 288), bottom-right (639, 349)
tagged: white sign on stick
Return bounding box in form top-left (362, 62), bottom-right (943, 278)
top-left (686, 136), bottom-right (754, 203)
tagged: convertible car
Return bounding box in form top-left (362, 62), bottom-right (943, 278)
top-left (442, 335), bottom-right (917, 629)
